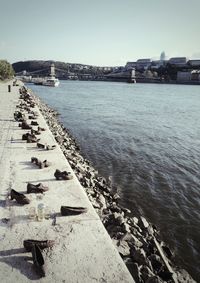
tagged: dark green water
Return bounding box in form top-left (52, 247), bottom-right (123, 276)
top-left (29, 81), bottom-right (200, 281)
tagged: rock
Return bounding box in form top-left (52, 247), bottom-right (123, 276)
top-left (113, 193), bottom-right (120, 200)
top-left (139, 216), bottom-right (149, 229)
top-left (122, 222), bottom-right (131, 233)
top-left (140, 265), bottom-right (155, 281)
top-left (116, 240), bottom-right (130, 257)
top-left (175, 269), bottom-right (196, 283)
top-left (128, 262), bottom-right (141, 283)
top-left (146, 276), bottom-right (164, 283)
top-left (130, 247), bottom-right (147, 265)
top-left (97, 194), bottom-right (107, 209)
top-left (148, 254), bottom-right (163, 271)
top-left (113, 212), bottom-right (125, 225)
top-left (161, 245), bottom-right (173, 259)
top-left (133, 217), bottom-right (139, 225)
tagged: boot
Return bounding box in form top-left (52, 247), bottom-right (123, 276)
top-left (10, 189), bottom-right (30, 205)
top-left (31, 244), bottom-right (45, 277)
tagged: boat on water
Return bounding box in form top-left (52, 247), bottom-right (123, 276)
top-left (42, 76), bottom-right (60, 87)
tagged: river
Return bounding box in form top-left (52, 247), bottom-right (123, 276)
top-left (28, 81), bottom-right (200, 281)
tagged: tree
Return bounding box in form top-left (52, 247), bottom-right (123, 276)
top-left (0, 60), bottom-right (15, 80)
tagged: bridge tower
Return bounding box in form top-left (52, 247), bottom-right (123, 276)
top-left (50, 63), bottom-right (55, 77)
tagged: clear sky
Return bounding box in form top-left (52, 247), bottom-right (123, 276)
top-left (0, 0), bottom-right (200, 66)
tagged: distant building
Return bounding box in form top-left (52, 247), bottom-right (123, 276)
top-left (136, 59), bottom-right (152, 70)
top-left (187, 60), bottom-right (200, 67)
top-left (177, 70), bottom-right (200, 82)
top-left (151, 60), bottom-right (166, 70)
top-left (168, 57), bottom-right (187, 67)
top-left (125, 62), bottom-right (137, 70)
top-left (177, 71), bottom-right (191, 82)
top-left (160, 51), bottom-right (166, 61)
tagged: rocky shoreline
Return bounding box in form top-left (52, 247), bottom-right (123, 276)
top-left (28, 86), bottom-right (195, 283)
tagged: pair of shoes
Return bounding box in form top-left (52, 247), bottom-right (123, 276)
top-left (27, 183), bottom-right (49, 194)
top-left (19, 121), bottom-right (32, 130)
top-left (61, 206), bottom-right (88, 216)
top-left (37, 142), bottom-right (46, 149)
top-left (28, 115), bottom-right (37, 120)
top-left (38, 126), bottom-right (46, 131)
top-left (31, 129), bottom-right (41, 135)
top-left (27, 136), bottom-right (40, 143)
top-left (10, 189), bottom-right (30, 205)
top-left (31, 157), bottom-right (51, 169)
top-left (54, 169), bottom-right (73, 180)
top-left (31, 121), bottom-right (39, 126)
top-left (46, 145), bottom-right (56, 150)
top-left (38, 160), bottom-right (52, 169)
top-left (37, 143), bottom-right (56, 150)
top-left (22, 132), bottom-right (41, 143)
top-left (14, 111), bottom-right (25, 121)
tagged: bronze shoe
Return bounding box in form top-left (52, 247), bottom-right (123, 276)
top-left (10, 189), bottom-right (30, 205)
top-left (21, 121), bottom-right (32, 130)
top-left (27, 183), bottom-right (49, 194)
top-left (54, 169), bottom-right (73, 180)
top-left (38, 160), bottom-right (51, 169)
top-left (31, 121), bottom-right (39, 126)
top-left (31, 244), bottom-right (45, 277)
top-left (37, 142), bottom-right (45, 149)
top-left (46, 145), bottom-right (56, 150)
top-left (61, 206), bottom-right (88, 216)
top-left (24, 239), bottom-right (55, 252)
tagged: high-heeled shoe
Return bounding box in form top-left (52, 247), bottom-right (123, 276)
top-left (10, 189), bottom-right (30, 205)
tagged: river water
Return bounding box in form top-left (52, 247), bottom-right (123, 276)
top-left (29, 81), bottom-right (200, 281)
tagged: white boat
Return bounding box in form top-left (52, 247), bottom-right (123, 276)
top-left (42, 76), bottom-right (60, 87)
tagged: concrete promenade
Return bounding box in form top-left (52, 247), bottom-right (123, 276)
top-left (0, 81), bottom-right (134, 283)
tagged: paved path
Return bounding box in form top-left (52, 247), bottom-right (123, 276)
top-left (0, 81), bottom-right (134, 283)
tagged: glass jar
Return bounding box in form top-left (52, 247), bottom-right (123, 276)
top-left (37, 203), bottom-right (45, 221)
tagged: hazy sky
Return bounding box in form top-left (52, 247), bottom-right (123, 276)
top-left (0, 0), bottom-right (200, 66)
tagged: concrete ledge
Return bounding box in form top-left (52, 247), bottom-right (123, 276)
top-left (0, 82), bottom-right (134, 282)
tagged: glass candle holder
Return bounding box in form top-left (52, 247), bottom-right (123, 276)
top-left (44, 206), bottom-right (51, 219)
top-left (28, 207), bottom-right (36, 220)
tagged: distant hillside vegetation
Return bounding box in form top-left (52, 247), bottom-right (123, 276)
top-left (12, 60), bottom-right (114, 79)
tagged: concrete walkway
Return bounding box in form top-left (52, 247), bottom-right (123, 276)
top-left (0, 81), bottom-right (134, 283)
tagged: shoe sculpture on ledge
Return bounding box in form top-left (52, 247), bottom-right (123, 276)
top-left (31, 244), bottom-right (45, 277)
top-left (10, 189), bottom-right (30, 205)
top-left (61, 206), bottom-right (88, 216)
top-left (24, 239), bottom-right (55, 252)
top-left (27, 183), bottom-right (49, 194)
top-left (54, 169), bottom-right (73, 180)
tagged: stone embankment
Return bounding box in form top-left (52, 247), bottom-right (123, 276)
top-left (30, 87), bottom-right (196, 283)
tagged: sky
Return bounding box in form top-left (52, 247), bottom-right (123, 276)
top-left (0, 0), bottom-right (200, 66)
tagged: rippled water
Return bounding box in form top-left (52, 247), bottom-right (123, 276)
top-left (29, 81), bottom-right (200, 281)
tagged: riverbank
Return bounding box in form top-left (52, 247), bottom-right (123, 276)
top-left (29, 86), bottom-right (196, 283)
top-left (0, 81), bottom-right (134, 282)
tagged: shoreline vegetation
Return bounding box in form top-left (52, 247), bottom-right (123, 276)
top-left (0, 60), bottom-right (14, 81)
top-left (28, 86), bottom-right (195, 283)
